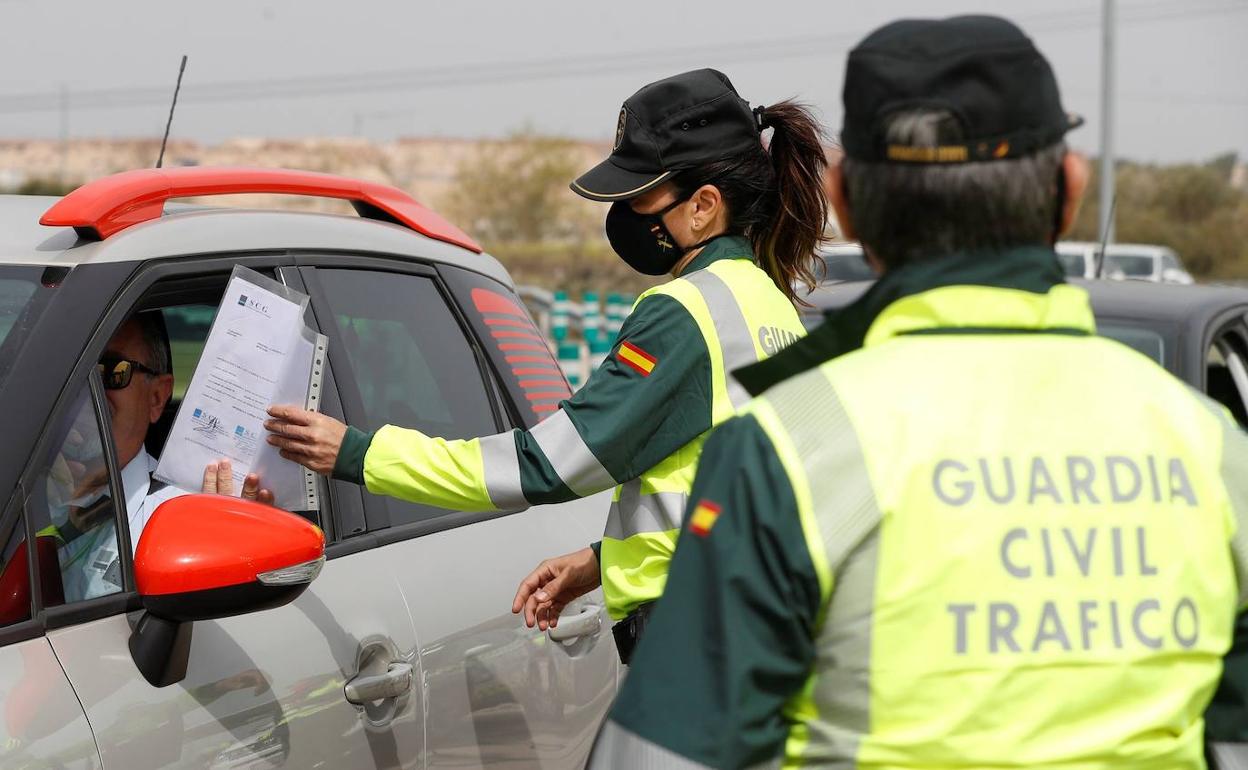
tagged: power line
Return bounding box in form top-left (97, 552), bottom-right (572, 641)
top-left (0, 0), bottom-right (1242, 115)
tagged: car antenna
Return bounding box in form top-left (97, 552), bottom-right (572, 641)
top-left (1094, 195), bottom-right (1117, 279)
top-left (155, 55), bottom-right (188, 169)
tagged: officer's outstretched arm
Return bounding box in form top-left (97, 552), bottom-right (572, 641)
top-left (588, 413), bottom-right (825, 769)
top-left (277, 294), bottom-right (713, 513)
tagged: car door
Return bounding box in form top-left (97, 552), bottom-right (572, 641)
top-left (0, 488), bottom-right (101, 769)
top-left (33, 258), bottom-right (425, 769)
top-left (299, 258), bottom-right (617, 769)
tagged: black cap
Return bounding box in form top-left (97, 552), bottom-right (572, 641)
top-left (840, 15), bottom-right (1083, 164)
top-left (572, 69), bottom-right (762, 201)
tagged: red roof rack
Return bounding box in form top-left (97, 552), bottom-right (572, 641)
top-left (39, 166), bottom-right (482, 252)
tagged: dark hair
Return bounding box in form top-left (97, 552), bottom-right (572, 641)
top-left (673, 100), bottom-right (829, 302)
top-left (841, 108), bottom-right (1066, 270)
top-left (133, 311), bottom-right (171, 376)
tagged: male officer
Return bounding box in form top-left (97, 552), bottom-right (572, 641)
top-left (589, 15), bottom-right (1248, 769)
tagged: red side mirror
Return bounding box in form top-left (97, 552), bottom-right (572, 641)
top-left (130, 495), bottom-right (325, 688)
top-left (135, 494), bottom-right (324, 622)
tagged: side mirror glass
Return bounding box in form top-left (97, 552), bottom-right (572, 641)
top-left (129, 494), bottom-right (324, 686)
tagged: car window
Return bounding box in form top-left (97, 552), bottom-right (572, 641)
top-left (26, 380), bottom-right (126, 606)
top-left (1161, 254), bottom-right (1181, 270)
top-left (1106, 254), bottom-right (1155, 277)
top-left (162, 304), bottom-right (214, 401)
top-left (442, 267), bottom-right (569, 428)
top-left (1056, 252), bottom-right (1088, 278)
top-left (0, 268), bottom-right (46, 393)
top-left (1099, 324), bottom-right (1166, 365)
top-left (1208, 334), bottom-right (1248, 428)
top-left (314, 269), bottom-right (498, 529)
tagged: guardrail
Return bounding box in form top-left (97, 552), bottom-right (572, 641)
top-left (516, 285), bottom-right (637, 389)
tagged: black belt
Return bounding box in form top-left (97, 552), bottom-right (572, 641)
top-left (611, 602), bottom-right (654, 666)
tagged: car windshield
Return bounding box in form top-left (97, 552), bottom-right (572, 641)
top-left (821, 250), bottom-right (875, 282)
top-left (1056, 252), bottom-right (1087, 277)
top-left (0, 267), bottom-right (51, 392)
top-left (1106, 254), bottom-right (1155, 277)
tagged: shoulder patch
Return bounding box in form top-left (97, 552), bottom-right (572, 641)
top-left (617, 341), bottom-right (657, 376)
top-left (689, 499), bottom-right (722, 537)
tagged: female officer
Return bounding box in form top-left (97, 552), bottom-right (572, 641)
top-left (265, 68), bottom-right (828, 661)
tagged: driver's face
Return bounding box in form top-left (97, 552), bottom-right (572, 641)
top-left (102, 320), bottom-right (172, 469)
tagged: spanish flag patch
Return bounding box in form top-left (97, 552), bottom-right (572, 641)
top-left (617, 341), bottom-right (657, 376)
top-left (689, 500), bottom-right (722, 538)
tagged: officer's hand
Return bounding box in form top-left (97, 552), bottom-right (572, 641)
top-left (202, 459), bottom-right (276, 506)
top-left (264, 406), bottom-right (347, 476)
top-left (512, 547), bottom-right (601, 631)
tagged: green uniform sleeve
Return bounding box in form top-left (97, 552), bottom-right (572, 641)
top-left (342, 293), bottom-right (713, 511)
top-left (538, 293), bottom-right (713, 489)
top-left (594, 414), bottom-right (822, 769)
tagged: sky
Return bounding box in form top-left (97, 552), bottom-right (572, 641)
top-left (0, 0), bottom-right (1244, 165)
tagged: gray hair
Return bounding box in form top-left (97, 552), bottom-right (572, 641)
top-left (133, 311), bottom-right (171, 376)
top-left (841, 109), bottom-right (1066, 269)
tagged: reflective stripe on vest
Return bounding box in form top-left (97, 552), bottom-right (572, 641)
top-left (600, 258), bottom-right (805, 619)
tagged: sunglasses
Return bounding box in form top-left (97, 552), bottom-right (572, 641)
top-left (97, 356), bottom-right (161, 391)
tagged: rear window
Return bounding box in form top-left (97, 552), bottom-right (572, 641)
top-left (440, 267), bottom-right (570, 428)
top-left (0, 267), bottom-right (48, 392)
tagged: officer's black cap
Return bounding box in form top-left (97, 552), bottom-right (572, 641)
top-left (841, 15), bottom-right (1083, 164)
top-left (572, 68), bottom-right (762, 202)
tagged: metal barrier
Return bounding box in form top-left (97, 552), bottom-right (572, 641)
top-left (516, 285), bottom-right (636, 390)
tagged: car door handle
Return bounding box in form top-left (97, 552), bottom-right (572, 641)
top-left (548, 605), bottom-right (602, 642)
top-left (344, 662), bottom-right (413, 704)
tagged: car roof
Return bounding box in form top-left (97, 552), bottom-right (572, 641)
top-left (0, 193), bottom-right (512, 286)
top-left (804, 278), bottom-right (1248, 328)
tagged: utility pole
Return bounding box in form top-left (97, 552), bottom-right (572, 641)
top-left (58, 84), bottom-right (69, 188)
top-left (1098, 0), bottom-right (1116, 245)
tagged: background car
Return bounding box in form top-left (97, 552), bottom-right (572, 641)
top-left (1056, 241), bottom-right (1193, 284)
top-left (818, 242), bottom-right (875, 284)
top-left (0, 167), bottom-right (617, 769)
top-left (1103, 243), bottom-right (1195, 284)
top-left (803, 278), bottom-right (1248, 405)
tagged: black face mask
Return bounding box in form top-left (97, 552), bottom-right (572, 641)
top-left (605, 198), bottom-right (722, 276)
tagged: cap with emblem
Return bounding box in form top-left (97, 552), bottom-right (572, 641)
top-left (571, 68), bottom-right (763, 202)
top-left (840, 15), bottom-right (1083, 164)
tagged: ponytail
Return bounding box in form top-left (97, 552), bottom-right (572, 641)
top-left (673, 100), bottom-right (829, 303)
top-left (755, 101), bottom-right (830, 302)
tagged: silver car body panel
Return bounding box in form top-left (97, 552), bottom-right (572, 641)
top-left (385, 492), bottom-right (617, 769)
top-left (0, 637), bottom-right (100, 768)
top-left (48, 547), bottom-right (425, 769)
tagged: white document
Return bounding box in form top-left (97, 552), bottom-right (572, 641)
top-left (155, 266), bottom-right (327, 511)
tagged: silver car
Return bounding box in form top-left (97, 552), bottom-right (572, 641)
top-left (0, 167), bottom-right (618, 769)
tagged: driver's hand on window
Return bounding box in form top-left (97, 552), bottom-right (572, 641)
top-left (201, 459), bottom-right (275, 506)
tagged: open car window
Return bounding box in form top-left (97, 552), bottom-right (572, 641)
top-left (1209, 332), bottom-right (1248, 428)
top-left (26, 379), bottom-right (126, 607)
